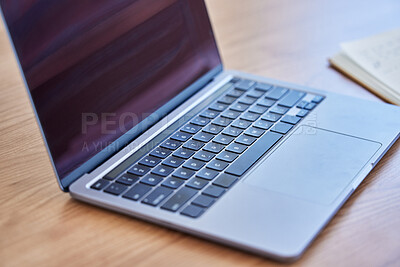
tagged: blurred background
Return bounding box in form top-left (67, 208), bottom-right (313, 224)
top-left (206, 0), bottom-right (400, 100)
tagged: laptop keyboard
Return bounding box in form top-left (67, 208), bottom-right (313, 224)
top-left (90, 78), bottom-right (324, 218)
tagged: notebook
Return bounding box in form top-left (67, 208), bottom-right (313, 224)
top-left (330, 28), bottom-right (400, 105)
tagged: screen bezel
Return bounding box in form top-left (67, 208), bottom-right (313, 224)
top-left (0, 4), bottom-right (223, 191)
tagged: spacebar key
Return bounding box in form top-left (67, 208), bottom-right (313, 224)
top-left (225, 132), bottom-right (283, 176)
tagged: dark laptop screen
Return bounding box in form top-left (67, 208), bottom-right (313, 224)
top-left (1, 0), bottom-right (221, 182)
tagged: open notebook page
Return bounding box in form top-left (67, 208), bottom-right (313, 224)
top-left (341, 28), bottom-right (400, 98)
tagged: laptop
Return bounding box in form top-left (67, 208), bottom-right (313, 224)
top-left (1, 0), bottom-right (399, 262)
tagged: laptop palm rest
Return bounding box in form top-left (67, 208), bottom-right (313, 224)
top-left (244, 126), bottom-right (381, 205)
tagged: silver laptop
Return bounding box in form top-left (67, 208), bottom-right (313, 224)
top-left (2, 0), bottom-right (399, 262)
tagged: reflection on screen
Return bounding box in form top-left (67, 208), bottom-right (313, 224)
top-left (1, 0), bottom-right (221, 180)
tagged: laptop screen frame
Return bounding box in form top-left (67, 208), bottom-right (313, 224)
top-left (0, 3), bottom-right (223, 191)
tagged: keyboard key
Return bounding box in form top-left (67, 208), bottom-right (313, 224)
top-left (236, 135), bottom-right (256, 145)
top-left (90, 179), bottom-right (110, 190)
top-left (116, 174), bottom-right (139, 186)
top-left (271, 122), bottom-right (293, 134)
top-left (311, 95), bottom-right (324, 103)
top-left (193, 150), bottom-right (215, 162)
top-left (209, 102), bottom-right (228, 112)
top-left (213, 134), bottom-right (234, 145)
top-left (104, 183), bottom-right (128, 196)
top-left (253, 119), bottom-right (273, 130)
top-left (183, 159), bottom-right (205, 171)
top-left (163, 156), bottom-right (184, 167)
top-left (265, 87), bottom-right (288, 100)
top-left (183, 140), bottom-right (205, 151)
top-left (141, 174), bottom-right (163, 186)
top-left (227, 88), bottom-right (245, 98)
top-left (152, 165), bottom-right (174, 177)
top-left (207, 159), bottom-right (229, 171)
top-left (139, 156), bottom-right (161, 167)
top-left (270, 105), bottom-right (289, 115)
top-left (196, 169), bottom-right (219, 180)
top-left (171, 131), bottom-right (192, 142)
top-left (181, 124), bottom-right (201, 134)
top-left (255, 82), bottom-right (273, 91)
top-left (161, 187), bottom-right (198, 212)
top-left (213, 174), bottom-right (238, 188)
top-left (181, 205), bottom-right (205, 218)
top-left (238, 96), bottom-right (257, 105)
top-left (192, 195), bottom-right (215, 208)
top-left (230, 103), bottom-right (250, 112)
top-left (234, 79), bottom-right (255, 90)
top-left (142, 187), bottom-right (173, 206)
top-left (248, 105), bottom-right (268, 114)
top-left (216, 151), bottom-right (238, 162)
top-left (241, 112), bottom-right (260, 122)
top-left (173, 168), bottom-right (195, 180)
top-left (212, 116), bottom-right (232, 127)
top-left (245, 127), bottom-right (265, 138)
top-left (230, 77), bottom-right (240, 83)
top-left (226, 143), bottom-right (247, 154)
top-left (103, 174), bottom-right (117, 181)
top-left (296, 100), bottom-right (308, 109)
top-left (281, 115), bottom-right (301, 125)
top-left (160, 139), bottom-right (182, 150)
top-left (193, 132), bottom-right (214, 142)
top-left (186, 177), bottom-right (208, 190)
top-left (203, 142), bottom-right (224, 153)
top-left (128, 164), bottom-right (150, 176)
top-left (222, 126), bottom-right (243, 137)
top-left (200, 109), bottom-right (219, 119)
top-left (277, 90), bottom-right (305, 107)
top-left (173, 148), bottom-right (195, 159)
top-left (296, 109), bottom-right (309, 117)
top-left (246, 88), bottom-right (265, 98)
top-left (305, 102), bottom-right (317, 110)
top-left (203, 185), bottom-right (225, 198)
top-left (191, 116), bottom-right (210, 126)
top-left (221, 110), bottom-right (241, 120)
top-left (257, 98), bottom-right (275, 107)
top-left (218, 95), bottom-right (236, 105)
top-left (231, 119), bottom-right (252, 129)
top-left (262, 112), bottom-right (281, 122)
top-left (225, 131), bottom-right (282, 176)
top-left (123, 184), bottom-right (152, 201)
top-left (150, 147), bottom-right (172, 159)
top-left (203, 124), bottom-right (223, 135)
top-left (162, 177), bottom-right (185, 189)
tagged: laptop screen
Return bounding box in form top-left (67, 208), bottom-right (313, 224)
top-left (1, 0), bottom-right (221, 183)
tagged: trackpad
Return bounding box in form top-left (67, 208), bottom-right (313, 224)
top-left (245, 126), bottom-right (381, 205)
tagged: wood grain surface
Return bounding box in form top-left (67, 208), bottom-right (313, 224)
top-left (1, 0), bottom-right (400, 266)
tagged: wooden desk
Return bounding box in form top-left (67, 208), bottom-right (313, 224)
top-left (1, 0), bottom-right (399, 266)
